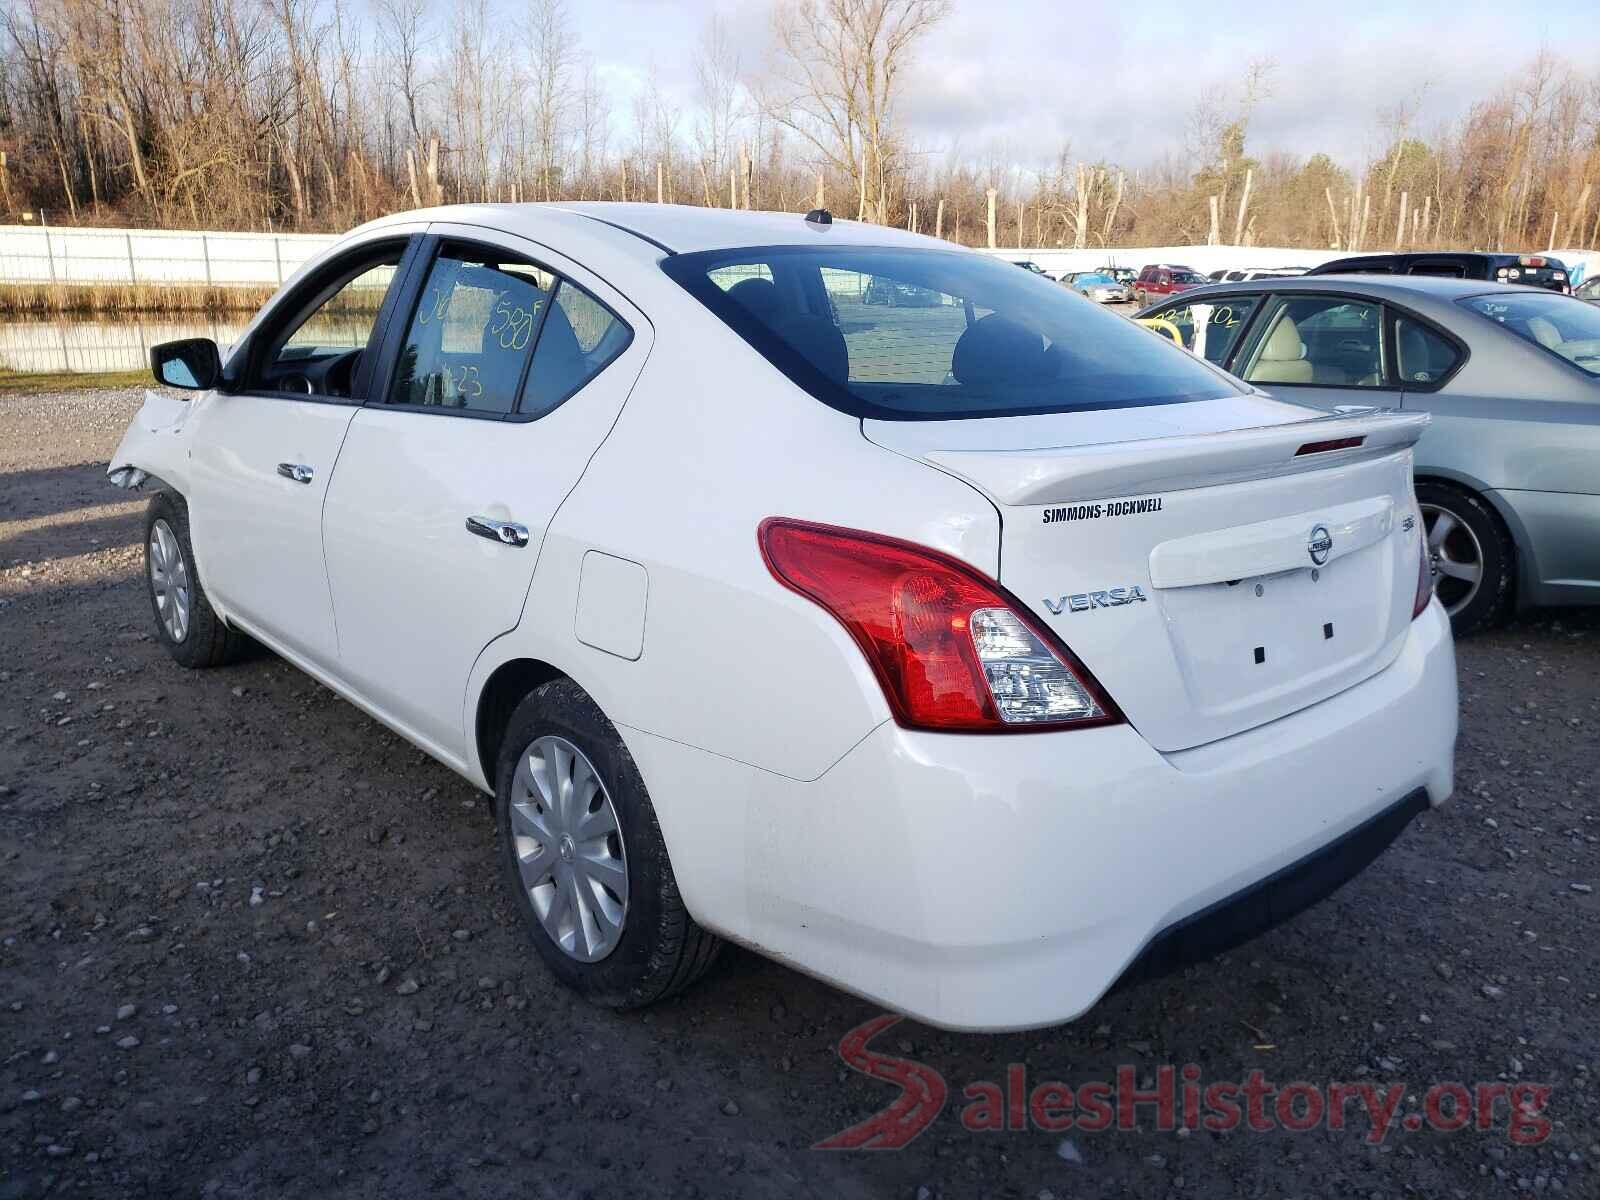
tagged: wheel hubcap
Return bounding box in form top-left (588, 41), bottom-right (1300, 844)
top-left (1419, 502), bottom-right (1484, 618)
top-left (148, 519), bottom-right (191, 643)
top-left (509, 735), bottom-right (628, 963)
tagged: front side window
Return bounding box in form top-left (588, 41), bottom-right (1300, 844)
top-left (389, 248), bottom-right (555, 414)
top-left (1460, 291), bottom-right (1600, 376)
top-left (663, 245), bottom-right (1242, 420)
top-left (1240, 296), bottom-right (1384, 387)
top-left (1147, 295), bottom-right (1261, 364)
top-left (249, 243), bottom-right (406, 397)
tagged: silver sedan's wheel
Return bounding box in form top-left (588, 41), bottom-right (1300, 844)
top-left (1420, 502), bottom-right (1483, 618)
top-left (508, 734), bottom-right (629, 963)
top-left (148, 518), bottom-right (192, 643)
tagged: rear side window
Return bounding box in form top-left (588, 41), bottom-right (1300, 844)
top-left (386, 244), bottom-right (631, 417)
top-left (1394, 316), bottom-right (1461, 385)
top-left (662, 245), bottom-right (1242, 420)
top-left (1461, 292), bottom-right (1600, 376)
top-left (389, 248), bottom-right (554, 414)
top-left (1239, 296), bottom-right (1384, 388)
top-left (520, 283), bottom-right (632, 418)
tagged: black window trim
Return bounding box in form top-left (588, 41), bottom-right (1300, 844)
top-left (364, 233), bottom-right (635, 424)
top-left (229, 234), bottom-right (423, 406)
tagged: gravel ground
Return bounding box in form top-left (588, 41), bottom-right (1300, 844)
top-left (2, 389), bottom-right (1596, 1200)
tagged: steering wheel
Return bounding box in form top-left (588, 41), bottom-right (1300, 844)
top-left (321, 349), bottom-right (363, 398)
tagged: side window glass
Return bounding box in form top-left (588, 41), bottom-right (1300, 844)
top-left (1394, 315), bottom-right (1460, 385)
top-left (281, 264), bottom-right (397, 357)
top-left (252, 247), bottom-right (405, 397)
top-left (519, 282), bottom-right (632, 418)
top-left (1242, 297), bottom-right (1383, 387)
top-left (1150, 297), bottom-right (1260, 364)
top-left (389, 248), bottom-right (554, 415)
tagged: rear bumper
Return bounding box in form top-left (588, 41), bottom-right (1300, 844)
top-left (628, 601), bottom-right (1456, 1032)
top-left (1113, 786), bottom-right (1427, 992)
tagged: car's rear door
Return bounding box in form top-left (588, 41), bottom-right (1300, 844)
top-left (188, 229), bottom-right (424, 666)
top-left (1230, 292), bottom-right (1404, 413)
top-left (319, 225), bottom-right (650, 762)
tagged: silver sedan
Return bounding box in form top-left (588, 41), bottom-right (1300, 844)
top-left (1066, 271), bottom-right (1134, 304)
top-left (1138, 274), bottom-right (1600, 634)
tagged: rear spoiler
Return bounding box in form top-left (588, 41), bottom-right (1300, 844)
top-left (920, 410), bottom-right (1430, 506)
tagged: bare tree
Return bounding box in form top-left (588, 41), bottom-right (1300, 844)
top-left (692, 14), bottom-right (743, 207)
top-left (764, 0), bottom-right (950, 223)
top-left (527, 0), bottom-right (574, 200)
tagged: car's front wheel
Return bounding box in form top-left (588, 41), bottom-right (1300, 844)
top-left (495, 679), bottom-right (722, 1008)
top-left (1416, 481), bottom-right (1514, 636)
top-left (144, 492), bottom-right (250, 668)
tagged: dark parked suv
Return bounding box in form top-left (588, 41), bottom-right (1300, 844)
top-left (1307, 252), bottom-right (1570, 293)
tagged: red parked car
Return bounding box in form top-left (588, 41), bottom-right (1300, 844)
top-left (1133, 264), bottom-right (1208, 307)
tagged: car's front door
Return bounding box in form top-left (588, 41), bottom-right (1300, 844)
top-left (320, 227), bottom-right (650, 763)
top-left (188, 230), bottom-right (423, 665)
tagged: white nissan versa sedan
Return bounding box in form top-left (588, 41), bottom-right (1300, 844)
top-left (108, 204), bottom-right (1457, 1031)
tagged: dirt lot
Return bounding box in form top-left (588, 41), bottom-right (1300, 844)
top-left (2, 390), bottom-right (1596, 1200)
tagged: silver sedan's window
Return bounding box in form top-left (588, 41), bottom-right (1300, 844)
top-left (1460, 292), bottom-right (1600, 377)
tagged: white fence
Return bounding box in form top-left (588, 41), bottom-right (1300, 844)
top-left (0, 225), bottom-right (338, 287)
top-left (982, 244), bottom-right (1349, 277)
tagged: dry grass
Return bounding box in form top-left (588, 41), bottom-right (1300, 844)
top-left (0, 368), bottom-right (152, 393)
top-left (0, 282), bottom-right (279, 316)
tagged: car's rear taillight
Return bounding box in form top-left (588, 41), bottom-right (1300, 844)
top-left (759, 518), bottom-right (1121, 732)
top-left (1412, 532), bottom-right (1434, 619)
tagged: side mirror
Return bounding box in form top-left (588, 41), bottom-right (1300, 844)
top-left (151, 338), bottom-right (221, 391)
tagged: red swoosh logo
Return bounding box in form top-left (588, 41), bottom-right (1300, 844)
top-left (814, 1014), bottom-right (948, 1150)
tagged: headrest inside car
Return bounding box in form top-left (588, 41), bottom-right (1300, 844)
top-left (952, 314), bottom-right (1051, 386)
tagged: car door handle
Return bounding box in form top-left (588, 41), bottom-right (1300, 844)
top-left (465, 515), bottom-right (529, 548)
top-left (276, 462), bottom-right (314, 484)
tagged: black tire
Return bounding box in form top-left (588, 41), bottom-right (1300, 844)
top-left (143, 491), bottom-right (251, 668)
top-left (1415, 481), bottom-right (1514, 637)
top-left (494, 679), bottom-right (722, 1009)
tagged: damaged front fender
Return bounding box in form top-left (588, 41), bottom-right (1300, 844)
top-left (107, 388), bottom-right (207, 496)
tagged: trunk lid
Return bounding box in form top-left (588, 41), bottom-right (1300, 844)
top-left (865, 395), bottom-right (1430, 752)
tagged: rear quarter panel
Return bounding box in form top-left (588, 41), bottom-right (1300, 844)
top-left (1404, 325), bottom-right (1600, 602)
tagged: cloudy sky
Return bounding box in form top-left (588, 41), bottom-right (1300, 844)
top-left (559, 0), bottom-right (1588, 174)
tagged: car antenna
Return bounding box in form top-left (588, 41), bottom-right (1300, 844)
top-left (804, 208), bottom-right (833, 231)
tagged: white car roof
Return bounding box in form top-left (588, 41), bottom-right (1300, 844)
top-left (357, 202), bottom-right (954, 259)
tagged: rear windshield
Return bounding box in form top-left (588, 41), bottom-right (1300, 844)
top-left (662, 245), bottom-right (1240, 420)
top-left (1459, 292), bottom-right (1600, 376)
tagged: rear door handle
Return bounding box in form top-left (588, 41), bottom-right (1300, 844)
top-left (466, 515), bottom-right (529, 548)
top-left (276, 462), bottom-right (314, 484)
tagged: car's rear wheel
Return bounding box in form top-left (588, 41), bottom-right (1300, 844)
top-left (494, 679), bottom-right (722, 1008)
top-left (1416, 481), bottom-right (1514, 636)
top-left (144, 492), bottom-right (251, 668)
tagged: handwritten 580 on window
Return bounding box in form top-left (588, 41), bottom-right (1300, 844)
top-left (390, 249), bottom-right (555, 414)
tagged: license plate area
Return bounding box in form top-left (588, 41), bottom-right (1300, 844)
top-left (1157, 545), bottom-right (1392, 717)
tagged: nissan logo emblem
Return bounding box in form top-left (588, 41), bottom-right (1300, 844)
top-left (1308, 524), bottom-right (1333, 566)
